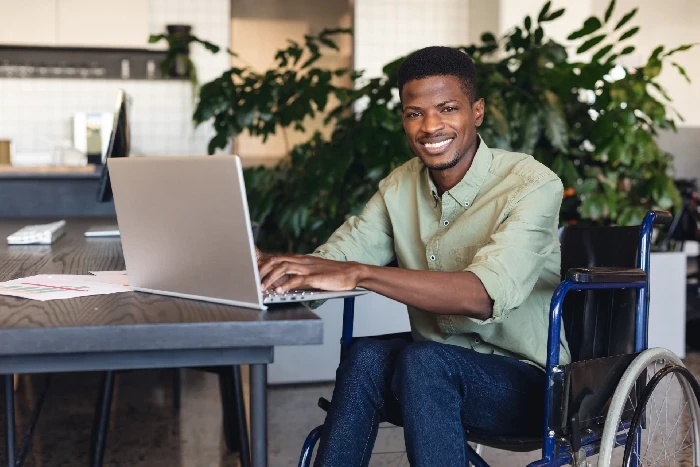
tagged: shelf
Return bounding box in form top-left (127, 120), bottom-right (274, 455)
top-left (0, 45), bottom-right (187, 81)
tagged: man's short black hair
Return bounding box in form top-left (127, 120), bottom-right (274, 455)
top-left (397, 46), bottom-right (479, 104)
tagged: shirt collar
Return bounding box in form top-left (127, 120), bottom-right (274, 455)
top-left (425, 135), bottom-right (493, 209)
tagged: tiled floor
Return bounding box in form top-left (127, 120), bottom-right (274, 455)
top-left (2, 352), bottom-right (700, 466)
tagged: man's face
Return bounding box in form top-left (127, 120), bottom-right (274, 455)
top-left (401, 75), bottom-right (484, 171)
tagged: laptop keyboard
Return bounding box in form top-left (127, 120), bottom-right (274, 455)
top-left (262, 289), bottom-right (320, 302)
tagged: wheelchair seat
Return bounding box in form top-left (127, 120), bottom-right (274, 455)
top-left (466, 433), bottom-right (543, 453)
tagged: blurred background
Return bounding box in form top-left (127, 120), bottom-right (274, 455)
top-left (1, 1), bottom-right (700, 466)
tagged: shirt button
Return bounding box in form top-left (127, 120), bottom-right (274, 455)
top-left (443, 220), bottom-right (449, 226)
top-left (430, 255), bottom-right (436, 261)
top-left (464, 201), bottom-right (470, 207)
top-left (474, 338), bottom-right (481, 344)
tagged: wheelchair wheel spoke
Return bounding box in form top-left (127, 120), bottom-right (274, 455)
top-left (628, 373), bottom-right (697, 467)
top-left (644, 375), bottom-right (672, 459)
top-left (670, 442), bottom-right (694, 461)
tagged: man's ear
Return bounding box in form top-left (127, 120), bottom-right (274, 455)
top-left (473, 98), bottom-right (485, 127)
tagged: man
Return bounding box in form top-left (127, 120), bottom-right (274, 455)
top-left (257, 46), bottom-right (571, 466)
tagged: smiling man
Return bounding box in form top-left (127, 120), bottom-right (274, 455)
top-left (258, 46), bottom-right (569, 467)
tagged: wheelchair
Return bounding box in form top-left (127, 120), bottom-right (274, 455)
top-left (298, 210), bottom-right (700, 466)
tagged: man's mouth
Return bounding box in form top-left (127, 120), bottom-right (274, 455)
top-left (421, 138), bottom-right (455, 155)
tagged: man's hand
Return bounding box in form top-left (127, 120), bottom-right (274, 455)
top-left (258, 254), bottom-right (364, 293)
top-left (255, 246), bottom-right (292, 290)
top-left (254, 246), bottom-right (268, 266)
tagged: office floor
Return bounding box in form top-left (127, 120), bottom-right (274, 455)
top-left (2, 353), bottom-right (700, 466)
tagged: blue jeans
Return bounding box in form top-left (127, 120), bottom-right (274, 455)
top-left (313, 336), bottom-right (546, 467)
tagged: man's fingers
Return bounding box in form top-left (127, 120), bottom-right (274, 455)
top-left (258, 256), bottom-right (284, 280)
top-left (261, 261), bottom-right (311, 291)
top-left (261, 261), bottom-right (290, 290)
top-left (259, 254), bottom-right (320, 281)
top-left (275, 274), bottom-right (310, 293)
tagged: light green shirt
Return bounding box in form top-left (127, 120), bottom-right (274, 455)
top-left (312, 137), bottom-right (571, 369)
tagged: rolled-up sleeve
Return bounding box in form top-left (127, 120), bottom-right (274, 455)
top-left (311, 187), bottom-right (395, 267)
top-left (465, 177), bottom-right (563, 324)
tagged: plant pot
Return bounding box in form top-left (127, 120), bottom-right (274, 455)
top-left (165, 24), bottom-right (192, 78)
top-left (173, 53), bottom-right (190, 78)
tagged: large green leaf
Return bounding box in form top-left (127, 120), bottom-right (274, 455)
top-left (619, 26), bottom-right (640, 41)
top-left (617, 206), bottom-right (646, 226)
top-left (577, 34), bottom-right (607, 53)
top-left (481, 32), bottom-right (497, 44)
top-left (592, 44), bottom-right (614, 61)
top-left (546, 8), bottom-right (565, 21)
top-left (614, 8), bottom-right (638, 30)
top-left (604, 0), bottom-right (617, 23)
top-left (581, 194), bottom-right (606, 220)
top-left (542, 90), bottom-right (568, 152)
top-left (567, 17), bottom-right (603, 40)
top-left (577, 178), bottom-right (598, 195)
top-left (519, 109), bottom-right (541, 154)
top-left (535, 27), bottom-right (544, 44)
top-left (537, 1), bottom-right (551, 22)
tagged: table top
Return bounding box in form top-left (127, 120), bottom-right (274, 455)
top-left (0, 164), bottom-right (100, 180)
top-left (0, 219), bottom-right (322, 356)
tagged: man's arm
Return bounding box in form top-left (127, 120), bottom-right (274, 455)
top-left (255, 187), bottom-right (394, 286)
top-left (310, 189), bottom-right (395, 266)
top-left (260, 177), bottom-right (562, 321)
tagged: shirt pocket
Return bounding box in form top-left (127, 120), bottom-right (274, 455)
top-left (452, 243), bottom-right (487, 270)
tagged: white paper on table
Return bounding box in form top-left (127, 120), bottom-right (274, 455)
top-left (88, 270), bottom-right (129, 287)
top-left (0, 274), bottom-right (131, 301)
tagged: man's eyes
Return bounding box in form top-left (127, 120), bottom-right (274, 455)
top-left (404, 107), bottom-right (457, 118)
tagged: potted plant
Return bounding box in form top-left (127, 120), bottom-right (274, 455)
top-left (148, 25), bottom-right (220, 90)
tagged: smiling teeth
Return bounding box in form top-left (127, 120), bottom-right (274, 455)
top-left (424, 139), bottom-right (453, 149)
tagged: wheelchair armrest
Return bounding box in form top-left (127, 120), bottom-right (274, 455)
top-left (651, 210), bottom-right (673, 226)
top-left (566, 267), bottom-right (646, 284)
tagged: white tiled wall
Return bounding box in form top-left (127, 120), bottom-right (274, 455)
top-left (0, 0), bottom-right (231, 160)
top-left (353, 0), bottom-right (470, 81)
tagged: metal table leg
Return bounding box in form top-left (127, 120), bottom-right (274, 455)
top-left (250, 364), bottom-right (267, 467)
top-left (4, 375), bottom-right (15, 467)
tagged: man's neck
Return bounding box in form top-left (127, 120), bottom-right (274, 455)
top-left (431, 140), bottom-right (480, 196)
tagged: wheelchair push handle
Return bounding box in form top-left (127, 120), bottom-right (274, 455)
top-left (649, 210), bottom-right (673, 226)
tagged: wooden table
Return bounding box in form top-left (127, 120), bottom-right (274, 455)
top-left (0, 219), bottom-right (323, 467)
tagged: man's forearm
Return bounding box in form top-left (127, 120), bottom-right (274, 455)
top-left (356, 264), bottom-right (494, 320)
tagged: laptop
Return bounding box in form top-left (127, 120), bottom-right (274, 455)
top-left (107, 155), bottom-right (367, 310)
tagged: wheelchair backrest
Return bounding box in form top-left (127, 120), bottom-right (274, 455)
top-left (560, 224), bottom-right (641, 362)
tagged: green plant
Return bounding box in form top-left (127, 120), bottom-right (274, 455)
top-left (194, 28), bottom-right (353, 154)
top-left (194, 2), bottom-right (694, 254)
top-left (471, 1), bottom-right (694, 227)
top-left (149, 26), bottom-right (220, 92)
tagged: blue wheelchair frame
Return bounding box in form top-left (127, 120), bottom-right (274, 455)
top-left (300, 211), bottom-right (662, 467)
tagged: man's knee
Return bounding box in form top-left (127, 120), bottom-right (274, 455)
top-left (395, 341), bottom-right (453, 380)
top-left (399, 340), bottom-right (449, 365)
top-left (339, 338), bottom-right (398, 381)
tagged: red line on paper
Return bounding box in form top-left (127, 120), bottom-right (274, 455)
top-left (21, 282), bottom-right (89, 292)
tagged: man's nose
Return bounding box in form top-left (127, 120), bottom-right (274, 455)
top-left (420, 111), bottom-right (445, 135)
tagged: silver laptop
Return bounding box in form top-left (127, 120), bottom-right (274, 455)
top-left (107, 155), bottom-right (367, 310)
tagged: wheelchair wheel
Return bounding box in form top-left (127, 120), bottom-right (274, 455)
top-left (598, 348), bottom-right (700, 467)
